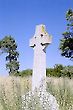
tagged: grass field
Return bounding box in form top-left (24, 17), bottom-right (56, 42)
top-left (0, 76), bottom-right (73, 110)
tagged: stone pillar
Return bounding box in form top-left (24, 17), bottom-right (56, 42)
top-left (29, 24), bottom-right (52, 91)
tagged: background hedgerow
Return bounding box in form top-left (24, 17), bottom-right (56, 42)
top-left (15, 65), bottom-right (73, 78)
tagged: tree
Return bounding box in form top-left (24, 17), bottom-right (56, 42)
top-left (53, 64), bottom-right (64, 77)
top-left (0, 36), bottom-right (19, 75)
top-left (59, 9), bottom-right (73, 60)
top-left (61, 65), bottom-right (73, 78)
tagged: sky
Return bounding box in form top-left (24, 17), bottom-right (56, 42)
top-left (0, 0), bottom-right (73, 76)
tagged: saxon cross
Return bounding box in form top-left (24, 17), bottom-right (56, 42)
top-left (29, 24), bottom-right (52, 91)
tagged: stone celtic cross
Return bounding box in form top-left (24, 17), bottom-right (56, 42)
top-left (29, 24), bottom-right (52, 91)
top-left (23, 25), bottom-right (59, 110)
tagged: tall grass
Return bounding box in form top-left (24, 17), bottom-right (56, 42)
top-left (46, 77), bottom-right (73, 110)
top-left (0, 76), bottom-right (31, 110)
top-left (0, 76), bottom-right (73, 110)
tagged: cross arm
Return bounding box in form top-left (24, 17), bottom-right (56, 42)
top-left (40, 35), bottom-right (52, 45)
top-left (29, 37), bottom-right (36, 48)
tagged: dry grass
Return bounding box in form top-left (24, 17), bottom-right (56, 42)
top-left (46, 77), bottom-right (73, 110)
top-left (0, 76), bottom-right (31, 110)
top-left (0, 76), bottom-right (32, 94)
top-left (0, 76), bottom-right (73, 110)
top-left (47, 77), bottom-right (73, 90)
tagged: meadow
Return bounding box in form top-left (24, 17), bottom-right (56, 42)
top-left (0, 76), bottom-right (73, 110)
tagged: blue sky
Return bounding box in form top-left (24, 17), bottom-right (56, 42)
top-left (0, 0), bottom-right (73, 76)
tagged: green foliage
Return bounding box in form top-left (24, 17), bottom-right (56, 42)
top-left (6, 61), bottom-right (19, 75)
top-left (15, 69), bottom-right (32, 77)
top-left (61, 66), bottom-right (73, 78)
top-left (0, 36), bottom-right (19, 75)
top-left (13, 69), bottom-right (32, 77)
top-left (47, 64), bottom-right (73, 78)
top-left (14, 64), bottom-right (73, 78)
top-left (46, 68), bottom-right (54, 77)
top-left (53, 64), bottom-right (64, 77)
top-left (59, 9), bottom-right (73, 60)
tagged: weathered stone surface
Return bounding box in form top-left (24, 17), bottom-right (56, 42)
top-left (28, 24), bottom-right (59, 110)
top-left (22, 89), bottom-right (59, 110)
top-left (29, 24), bottom-right (52, 91)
